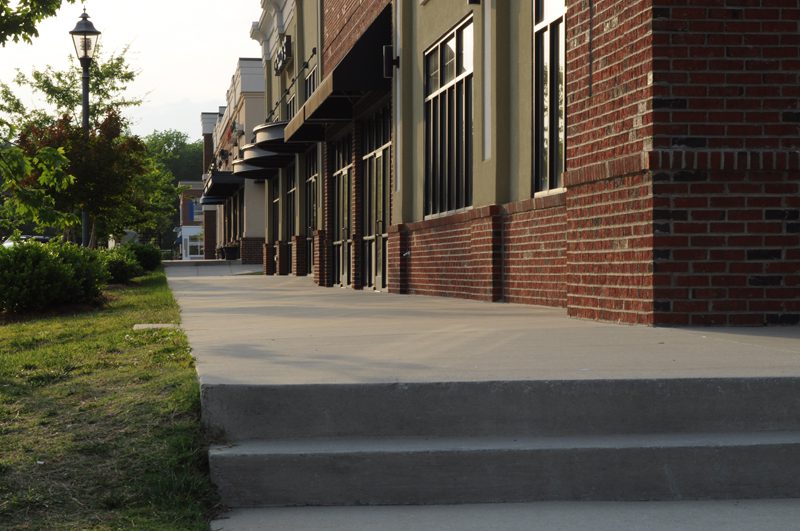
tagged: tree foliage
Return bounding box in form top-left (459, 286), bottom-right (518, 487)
top-left (0, 0), bottom-right (75, 46)
top-left (1, 50), bottom-right (181, 246)
top-left (144, 129), bottom-right (203, 183)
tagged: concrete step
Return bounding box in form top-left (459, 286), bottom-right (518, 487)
top-left (201, 378), bottom-right (800, 441)
top-left (210, 431), bottom-right (800, 507)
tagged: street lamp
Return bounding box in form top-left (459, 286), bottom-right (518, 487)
top-left (69, 9), bottom-right (100, 246)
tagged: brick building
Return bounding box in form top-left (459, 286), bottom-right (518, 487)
top-left (241, 0), bottom-right (798, 326)
top-left (201, 59), bottom-right (267, 264)
top-left (177, 181), bottom-right (204, 260)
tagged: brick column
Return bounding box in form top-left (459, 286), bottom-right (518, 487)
top-left (263, 243), bottom-right (276, 275)
top-left (387, 224), bottom-right (407, 294)
top-left (349, 128), bottom-right (363, 289)
top-left (275, 241), bottom-right (289, 275)
top-left (313, 230), bottom-right (328, 286)
top-left (203, 210), bottom-right (217, 259)
top-left (291, 235), bottom-right (307, 276)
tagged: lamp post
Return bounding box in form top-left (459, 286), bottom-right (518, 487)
top-left (69, 9), bottom-right (101, 246)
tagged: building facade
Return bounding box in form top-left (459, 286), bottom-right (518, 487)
top-left (178, 181), bottom-right (204, 260)
top-left (230, 0), bottom-right (798, 326)
top-left (201, 59), bottom-right (267, 264)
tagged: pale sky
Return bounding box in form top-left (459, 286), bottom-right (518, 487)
top-left (0, 0), bottom-right (263, 140)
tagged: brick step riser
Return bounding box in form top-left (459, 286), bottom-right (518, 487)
top-left (210, 442), bottom-right (800, 507)
top-left (202, 378), bottom-right (800, 442)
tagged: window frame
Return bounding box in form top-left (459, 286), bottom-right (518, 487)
top-left (423, 16), bottom-right (474, 218)
top-left (533, 0), bottom-right (566, 194)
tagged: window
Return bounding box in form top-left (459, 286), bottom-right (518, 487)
top-left (187, 234), bottom-right (204, 258)
top-left (192, 198), bottom-right (203, 222)
top-left (424, 18), bottom-right (473, 216)
top-left (305, 67), bottom-right (318, 100)
top-left (271, 177), bottom-right (280, 242)
top-left (304, 148), bottom-right (318, 275)
top-left (286, 94), bottom-right (297, 120)
top-left (286, 162), bottom-right (296, 274)
top-left (534, 0), bottom-right (566, 192)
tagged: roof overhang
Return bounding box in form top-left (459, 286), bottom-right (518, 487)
top-left (200, 195), bottom-right (225, 205)
top-left (284, 6), bottom-right (391, 142)
top-left (202, 170), bottom-right (244, 198)
top-left (232, 159), bottom-right (279, 181)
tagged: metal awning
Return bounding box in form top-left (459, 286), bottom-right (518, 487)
top-left (232, 159), bottom-right (279, 180)
top-left (253, 121), bottom-right (316, 154)
top-left (202, 170), bottom-right (243, 198)
top-left (200, 195), bottom-right (225, 205)
top-left (284, 6), bottom-right (391, 142)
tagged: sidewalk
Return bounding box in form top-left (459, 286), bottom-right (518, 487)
top-left (165, 265), bottom-right (800, 531)
top-left (165, 266), bottom-right (800, 387)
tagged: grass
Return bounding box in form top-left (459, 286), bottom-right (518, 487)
top-left (0, 271), bottom-right (219, 530)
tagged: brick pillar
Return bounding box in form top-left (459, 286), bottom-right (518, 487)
top-left (350, 127), bottom-right (363, 289)
top-left (203, 210), bottom-right (217, 259)
top-left (275, 241), bottom-right (289, 275)
top-left (321, 142), bottom-right (333, 288)
top-left (387, 224), bottom-right (407, 294)
top-left (240, 237), bottom-right (265, 265)
top-left (263, 243), bottom-right (276, 275)
top-left (313, 230), bottom-right (328, 286)
top-left (292, 235), bottom-right (307, 276)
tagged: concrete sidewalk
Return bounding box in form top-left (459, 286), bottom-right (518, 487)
top-left (166, 266), bottom-right (800, 387)
top-left (165, 265), bottom-right (800, 530)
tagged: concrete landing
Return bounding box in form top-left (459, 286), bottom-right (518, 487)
top-left (165, 268), bottom-right (800, 387)
top-left (210, 499), bottom-right (800, 531)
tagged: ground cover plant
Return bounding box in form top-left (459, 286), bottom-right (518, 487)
top-left (0, 271), bottom-right (218, 529)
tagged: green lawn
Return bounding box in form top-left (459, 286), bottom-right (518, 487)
top-left (0, 272), bottom-right (218, 530)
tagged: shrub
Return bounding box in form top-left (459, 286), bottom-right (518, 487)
top-left (125, 242), bottom-right (162, 271)
top-left (0, 242), bottom-right (72, 313)
top-left (100, 247), bottom-right (144, 284)
top-left (48, 242), bottom-right (108, 304)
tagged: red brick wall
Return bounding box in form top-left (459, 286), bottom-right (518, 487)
top-left (394, 206), bottom-right (502, 302)
top-left (652, 154), bottom-right (800, 326)
top-left (203, 210), bottom-right (217, 259)
top-left (566, 171), bottom-right (656, 325)
top-left (323, 0), bottom-right (391, 72)
top-left (566, 0), bottom-right (654, 171)
top-left (646, 1), bottom-right (800, 325)
top-left (241, 237), bottom-right (265, 265)
top-left (503, 195), bottom-right (568, 307)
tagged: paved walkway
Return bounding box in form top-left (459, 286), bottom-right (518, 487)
top-left (165, 265), bottom-right (800, 531)
top-left (166, 265), bottom-right (800, 387)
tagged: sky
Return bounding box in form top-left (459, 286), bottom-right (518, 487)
top-left (0, 0), bottom-right (263, 140)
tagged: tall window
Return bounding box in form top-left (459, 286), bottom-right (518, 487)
top-left (424, 17), bottom-right (473, 216)
top-left (286, 94), bottom-right (297, 120)
top-left (534, 0), bottom-right (566, 192)
top-left (271, 177), bottom-right (280, 242)
top-left (305, 67), bottom-right (318, 100)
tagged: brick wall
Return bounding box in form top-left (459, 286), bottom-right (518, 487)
top-left (203, 210), bottom-right (217, 259)
top-left (241, 237), bottom-right (265, 265)
top-left (503, 195), bottom-right (568, 307)
top-left (323, 0), bottom-right (390, 72)
top-left (394, 206), bottom-right (502, 302)
top-left (647, 0), bottom-right (800, 325)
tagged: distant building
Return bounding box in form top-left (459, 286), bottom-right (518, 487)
top-left (178, 181), bottom-right (204, 260)
top-left (200, 58), bottom-right (266, 263)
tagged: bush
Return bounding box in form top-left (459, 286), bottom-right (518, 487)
top-left (0, 242), bottom-right (72, 313)
top-left (100, 247), bottom-right (144, 284)
top-left (125, 242), bottom-right (162, 271)
top-left (48, 242), bottom-right (108, 304)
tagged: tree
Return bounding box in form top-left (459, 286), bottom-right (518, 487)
top-left (1, 50), bottom-right (177, 247)
top-left (0, 0), bottom-right (75, 46)
top-left (144, 130), bottom-right (203, 182)
top-left (0, 143), bottom-right (76, 240)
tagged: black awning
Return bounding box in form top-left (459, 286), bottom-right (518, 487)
top-left (232, 159), bottom-right (279, 180)
top-left (240, 144), bottom-right (294, 168)
top-left (200, 195), bottom-right (225, 205)
top-left (285, 6), bottom-right (391, 141)
top-left (203, 170), bottom-right (243, 198)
